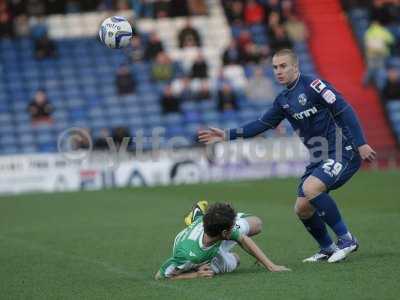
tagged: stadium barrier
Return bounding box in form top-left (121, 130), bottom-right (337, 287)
top-left (0, 137), bottom-right (308, 195)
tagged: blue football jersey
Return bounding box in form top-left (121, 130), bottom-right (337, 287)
top-left (259, 74), bottom-right (359, 156)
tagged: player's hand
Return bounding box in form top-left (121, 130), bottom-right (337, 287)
top-left (358, 144), bottom-right (376, 162)
top-left (197, 264), bottom-right (215, 278)
top-left (268, 264), bottom-right (291, 272)
top-left (198, 127), bottom-right (226, 144)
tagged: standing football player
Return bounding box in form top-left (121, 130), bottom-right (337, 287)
top-left (198, 49), bottom-right (376, 263)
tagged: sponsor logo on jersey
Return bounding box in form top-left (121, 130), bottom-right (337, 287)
top-left (322, 89), bottom-right (336, 104)
top-left (310, 79), bottom-right (327, 93)
top-left (298, 93), bottom-right (307, 106)
top-left (282, 104), bottom-right (290, 109)
top-left (292, 106), bottom-right (318, 120)
top-left (189, 251), bottom-right (196, 257)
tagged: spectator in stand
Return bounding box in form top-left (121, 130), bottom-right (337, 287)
top-left (34, 34), bottom-right (57, 59)
top-left (94, 128), bottom-right (111, 151)
top-left (187, 0), bottom-right (207, 16)
top-left (115, 0), bottom-right (130, 11)
top-left (217, 83), bottom-right (239, 112)
top-left (244, 0), bottom-right (264, 25)
top-left (130, 0), bottom-right (153, 18)
top-left (190, 52), bottom-right (208, 79)
top-left (115, 64), bottom-right (136, 95)
top-left (178, 19), bottom-right (202, 48)
top-left (14, 14), bottom-right (30, 37)
top-left (222, 64), bottom-right (247, 90)
top-left (126, 35), bottom-right (145, 62)
top-left (65, 0), bottom-right (81, 13)
top-left (46, 0), bottom-right (67, 14)
top-left (242, 42), bottom-right (262, 64)
top-left (225, 0), bottom-right (244, 25)
top-left (31, 17), bottom-right (57, 59)
top-left (280, 0), bottom-right (295, 22)
top-left (285, 14), bottom-right (308, 43)
top-left (383, 68), bottom-right (400, 101)
top-left (269, 25), bottom-right (293, 51)
top-left (112, 126), bottom-right (134, 151)
top-left (222, 40), bottom-right (243, 65)
top-left (237, 30), bottom-right (253, 52)
top-left (0, 2), bottom-right (13, 38)
top-left (25, 0), bottom-right (46, 17)
top-left (161, 84), bottom-right (181, 114)
top-left (371, 0), bottom-right (396, 25)
top-left (97, 0), bottom-right (115, 11)
top-left (27, 89), bottom-right (54, 124)
top-left (151, 51), bottom-right (174, 82)
top-left (246, 67), bottom-right (277, 102)
top-left (170, 0), bottom-right (190, 17)
top-left (7, 0), bottom-right (25, 17)
top-left (144, 31), bottom-right (164, 60)
top-left (153, 0), bottom-right (170, 18)
top-left (364, 20), bottom-right (395, 85)
top-left (265, 0), bottom-right (282, 17)
top-left (267, 11), bottom-right (282, 32)
top-left (191, 79), bottom-right (212, 101)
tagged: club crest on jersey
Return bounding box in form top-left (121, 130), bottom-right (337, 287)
top-left (298, 93), bottom-right (307, 106)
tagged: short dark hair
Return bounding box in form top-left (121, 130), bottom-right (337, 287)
top-left (273, 48), bottom-right (299, 65)
top-left (203, 203), bottom-right (236, 237)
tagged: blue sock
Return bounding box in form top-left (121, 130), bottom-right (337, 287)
top-left (310, 193), bottom-right (350, 238)
top-left (300, 212), bottom-right (334, 250)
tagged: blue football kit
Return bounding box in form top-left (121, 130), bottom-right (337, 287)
top-left (228, 73), bottom-right (365, 196)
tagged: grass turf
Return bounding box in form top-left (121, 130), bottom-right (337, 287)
top-left (1, 170), bottom-right (399, 300)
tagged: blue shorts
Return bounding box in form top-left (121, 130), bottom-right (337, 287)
top-left (297, 151), bottom-right (362, 197)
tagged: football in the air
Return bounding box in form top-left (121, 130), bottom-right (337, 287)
top-left (98, 16), bottom-right (133, 49)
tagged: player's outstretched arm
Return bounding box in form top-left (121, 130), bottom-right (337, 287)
top-left (155, 264), bottom-right (214, 280)
top-left (198, 104), bottom-right (284, 144)
top-left (238, 235), bottom-right (291, 272)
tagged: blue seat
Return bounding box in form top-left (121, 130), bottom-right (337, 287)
top-left (109, 115), bottom-right (127, 127)
top-left (21, 145), bottom-right (37, 153)
top-left (0, 134), bottom-right (17, 146)
top-left (0, 113), bottom-right (12, 124)
top-left (184, 111), bottom-right (202, 123)
top-left (181, 101), bottom-right (197, 112)
top-left (88, 107), bottom-right (104, 119)
top-left (387, 101), bottom-right (400, 111)
top-left (70, 108), bottom-right (87, 120)
top-left (19, 133), bottom-right (35, 145)
top-left (38, 142), bottom-right (57, 153)
top-left (202, 111), bottom-right (218, 123)
top-left (1, 146), bottom-right (18, 154)
top-left (164, 113), bottom-right (183, 125)
top-left (127, 116), bottom-right (144, 128)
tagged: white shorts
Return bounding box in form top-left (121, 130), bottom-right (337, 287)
top-left (210, 215), bottom-right (250, 274)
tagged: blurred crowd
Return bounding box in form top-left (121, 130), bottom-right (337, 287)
top-left (118, 0), bottom-right (305, 117)
top-left (343, 0), bottom-right (400, 103)
top-left (2, 0), bottom-right (305, 151)
top-left (0, 0), bottom-right (207, 39)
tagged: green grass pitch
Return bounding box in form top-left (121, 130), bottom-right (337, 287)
top-left (1, 170), bottom-right (399, 299)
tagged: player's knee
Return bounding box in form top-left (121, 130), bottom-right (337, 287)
top-left (294, 198), bottom-right (313, 219)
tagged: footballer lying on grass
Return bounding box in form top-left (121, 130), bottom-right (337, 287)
top-left (155, 202), bottom-right (290, 280)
